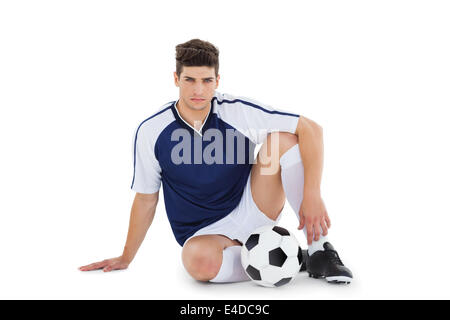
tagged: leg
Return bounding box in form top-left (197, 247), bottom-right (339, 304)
top-left (182, 234), bottom-right (241, 281)
top-left (273, 138), bottom-right (353, 283)
top-left (251, 131), bottom-right (299, 221)
top-left (252, 132), bottom-right (329, 251)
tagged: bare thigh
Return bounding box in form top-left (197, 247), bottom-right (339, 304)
top-left (182, 234), bottom-right (241, 281)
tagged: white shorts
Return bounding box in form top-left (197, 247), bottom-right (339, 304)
top-left (184, 169), bottom-right (283, 246)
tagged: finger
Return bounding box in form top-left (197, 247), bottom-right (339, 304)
top-left (298, 216), bottom-right (305, 230)
top-left (320, 219), bottom-right (328, 236)
top-left (79, 263), bottom-right (100, 271)
top-left (314, 222), bottom-right (321, 242)
top-left (79, 260), bottom-right (107, 271)
top-left (325, 215), bottom-right (331, 229)
top-left (306, 222), bottom-right (313, 245)
top-left (298, 211), bottom-right (305, 230)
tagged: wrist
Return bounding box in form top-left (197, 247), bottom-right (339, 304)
top-left (121, 256), bottom-right (133, 265)
top-left (303, 187), bottom-right (321, 199)
top-left (121, 250), bottom-right (135, 264)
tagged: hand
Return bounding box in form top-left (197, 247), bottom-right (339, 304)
top-left (298, 192), bottom-right (331, 245)
top-left (79, 256), bottom-right (130, 272)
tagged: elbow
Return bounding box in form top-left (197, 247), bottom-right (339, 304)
top-left (308, 117), bottom-right (323, 133)
top-left (298, 116), bottom-right (323, 136)
top-left (315, 122), bottom-right (323, 135)
top-left (135, 191), bottom-right (159, 207)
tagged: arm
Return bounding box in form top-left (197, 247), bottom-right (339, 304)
top-left (122, 192), bottom-right (159, 263)
top-left (79, 192), bottom-right (159, 272)
top-left (295, 116), bottom-right (331, 245)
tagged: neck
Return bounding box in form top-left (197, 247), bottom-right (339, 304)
top-left (176, 99), bottom-right (210, 131)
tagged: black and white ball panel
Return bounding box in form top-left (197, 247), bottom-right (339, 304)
top-left (241, 225), bottom-right (303, 287)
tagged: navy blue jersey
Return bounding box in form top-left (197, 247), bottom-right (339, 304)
top-left (131, 91), bottom-right (300, 246)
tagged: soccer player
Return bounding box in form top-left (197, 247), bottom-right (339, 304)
top-left (79, 39), bottom-right (353, 284)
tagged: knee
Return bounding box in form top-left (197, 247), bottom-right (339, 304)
top-left (182, 240), bottom-right (222, 282)
top-left (266, 132), bottom-right (298, 156)
top-left (279, 132), bottom-right (298, 156)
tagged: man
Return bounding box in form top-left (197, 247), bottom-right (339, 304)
top-left (79, 39), bottom-right (353, 284)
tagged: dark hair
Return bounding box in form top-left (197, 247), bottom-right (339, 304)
top-left (175, 39), bottom-right (219, 78)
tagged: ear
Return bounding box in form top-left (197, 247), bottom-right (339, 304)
top-left (215, 74), bottom-right (220, 89)
top-left (174, 72), bottom-right (179, 87)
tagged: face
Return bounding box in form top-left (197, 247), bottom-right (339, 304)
top-left (174, 66), bottom-right (220, 111)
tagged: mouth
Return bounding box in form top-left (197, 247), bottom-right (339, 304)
top-left (191, 98), bottom-right (206, 102)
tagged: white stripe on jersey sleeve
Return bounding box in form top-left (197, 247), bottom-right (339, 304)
top-left (215, 92), bottom-right (300, 144)
top-left (131, 123), bottom-right (162, 194)
top-left (130, 103), bottom-right (174, 194)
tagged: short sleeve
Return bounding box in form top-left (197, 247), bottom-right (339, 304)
top-left (130, 124), bottom-right (162, 194)
top-left (216, 93), bottom-right (300, 144)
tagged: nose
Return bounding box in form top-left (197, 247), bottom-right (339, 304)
top-left (193, 82), bottom-right (204, 96)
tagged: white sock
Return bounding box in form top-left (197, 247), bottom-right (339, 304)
top-left (279, 144), bottom-right (329, 256)
top-left (209, 245), bottom-right (250, 283)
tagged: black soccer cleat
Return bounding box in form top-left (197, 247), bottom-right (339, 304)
top-left (306, 242), bottom-right (353, 284)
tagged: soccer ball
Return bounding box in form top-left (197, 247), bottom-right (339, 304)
top-left (241, 225), bottom-right (303, 287)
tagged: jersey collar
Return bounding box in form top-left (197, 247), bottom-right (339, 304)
top-left (171, 99), bottom-right (214, 137)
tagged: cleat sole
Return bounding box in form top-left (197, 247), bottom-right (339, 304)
top-left (326, 276), bottom-right (352, 284)
top-left (308, 273), bottom-right (352, 284)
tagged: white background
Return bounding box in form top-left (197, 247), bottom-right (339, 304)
top-left (0, 0), bottom-right (449, 300)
